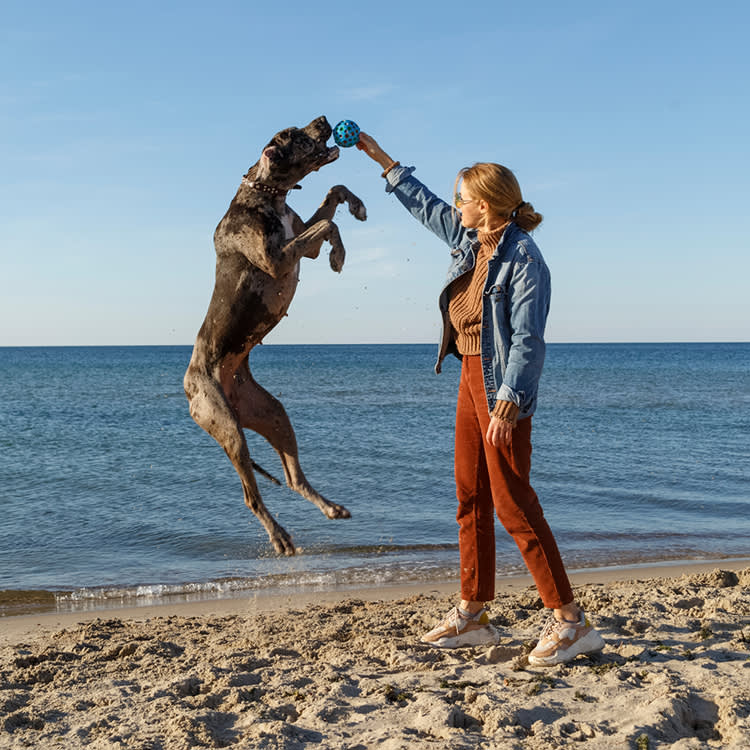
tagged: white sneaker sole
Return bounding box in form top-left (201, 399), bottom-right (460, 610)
top-left (423, 624), bottom-right (500, 649)
top-left (528, 628), bottom-right (605, 666)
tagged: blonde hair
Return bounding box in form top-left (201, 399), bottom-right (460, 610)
top-left (454, 162), bottom-right (542, 232)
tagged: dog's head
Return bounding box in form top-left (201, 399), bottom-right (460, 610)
top-left (249, 116), bottom-right (339, 189)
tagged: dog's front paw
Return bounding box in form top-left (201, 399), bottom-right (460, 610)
top-left (348, 195), bottom-right (367, 222)
top-left (329, 242), bottom-right (345, 273)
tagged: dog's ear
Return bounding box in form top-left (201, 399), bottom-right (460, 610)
top-left (263, 146), bottom-right (281, 163)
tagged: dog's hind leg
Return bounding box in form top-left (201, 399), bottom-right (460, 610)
top-left (184, 368), bottom-right (296, 555)
top-left (234, 368), bottom-right (351, 521)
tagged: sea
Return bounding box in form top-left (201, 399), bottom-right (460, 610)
top-left (1, 343), bottom-right (749, 617)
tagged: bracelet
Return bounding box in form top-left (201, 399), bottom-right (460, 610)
top-left (495, 415), bottom-right (517, 425)
top-left (381, 160), bottom-right (400, 178)
top-left (491, 400), bottom-right (520, 426)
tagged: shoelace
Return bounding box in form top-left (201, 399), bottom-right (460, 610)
top-left (539, 616), bottom-right (559, 640)
top-left (540, 613), bottom-right (581, 640)
top-left (438, 607), bottom-right (474, 635)
top-left (445, 607), bottom-right (463, 635)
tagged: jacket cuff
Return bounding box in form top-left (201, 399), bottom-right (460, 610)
top-left (497, 383), bottom-right (524, 408)
top-left (385, 165), bottom-right (416, 193)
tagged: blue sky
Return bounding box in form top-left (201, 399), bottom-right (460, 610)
top-left (1, 1), bottom-right (747, 346)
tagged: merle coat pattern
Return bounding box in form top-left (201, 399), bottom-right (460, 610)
top-left (184, 116), bottom-right (366, 555)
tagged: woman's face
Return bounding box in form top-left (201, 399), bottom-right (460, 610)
top-left (456, 182), bottom-right (484, 228)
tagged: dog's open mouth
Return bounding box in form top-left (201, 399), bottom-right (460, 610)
top-left (321, 145), bottom-right (339, 165)
top-left (311, 145), bottom-right (339, 172)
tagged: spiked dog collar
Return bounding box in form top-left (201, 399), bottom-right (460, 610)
top-left (242, 178), bottom-right (301, 195)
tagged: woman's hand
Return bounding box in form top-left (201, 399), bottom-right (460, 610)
top-left (358, 132), bottom-right (397, 171)
top-left (486, 401), bottom-right (519, 447)
top-left (486, 416), bottom-right (514, 447)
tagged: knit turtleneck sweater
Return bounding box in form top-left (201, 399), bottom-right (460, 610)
top-left (448, 225), bottom-right (507, 356)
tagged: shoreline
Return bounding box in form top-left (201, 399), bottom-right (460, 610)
top-left (3, 557), bottom-right (748, 648)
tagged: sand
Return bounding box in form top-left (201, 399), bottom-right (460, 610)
top-left (1, 561), bottom-right (749, 749)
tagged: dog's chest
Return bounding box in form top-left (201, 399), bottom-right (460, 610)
top-left (280, 208), bottom-right (295, 241)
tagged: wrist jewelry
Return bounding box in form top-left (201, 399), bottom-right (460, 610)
top-left (381, 161), bottom-right (400, 178)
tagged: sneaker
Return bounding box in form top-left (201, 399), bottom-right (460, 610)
top-left (528, 611), bottom-right (604, 666)
top-left (421, 606), bottom-right (500, 648)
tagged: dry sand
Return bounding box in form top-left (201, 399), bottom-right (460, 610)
top-left (1, 561), bottom-right (749, 749)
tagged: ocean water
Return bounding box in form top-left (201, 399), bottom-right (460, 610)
top-left (1, 343), bottom-right (748, 615)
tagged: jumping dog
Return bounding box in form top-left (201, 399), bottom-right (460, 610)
top-left (184, 116), bottom-right (366, 555)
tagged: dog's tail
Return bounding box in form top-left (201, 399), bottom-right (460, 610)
top-left (251, 460), bottom-right (282, 486)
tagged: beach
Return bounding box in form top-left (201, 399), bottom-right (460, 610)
top-left (2, 560), bottom-right (749, 749)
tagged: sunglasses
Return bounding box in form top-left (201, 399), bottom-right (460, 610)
top-left (454, 193), bottom-right (477, 209)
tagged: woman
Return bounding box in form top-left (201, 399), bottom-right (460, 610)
top-left (357, 133), bottom-right (604, 666)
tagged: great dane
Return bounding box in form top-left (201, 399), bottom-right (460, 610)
top-left (184, 116), bottom-right (366, 555)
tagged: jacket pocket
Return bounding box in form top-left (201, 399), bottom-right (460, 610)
top-left (485, 283), bottom-right (507, 298)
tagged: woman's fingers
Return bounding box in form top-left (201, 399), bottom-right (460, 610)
top-left (486, 417), bottom-right (512, 447)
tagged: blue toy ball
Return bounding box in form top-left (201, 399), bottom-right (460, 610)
top-left (333, 119), bottom-right (360, 148)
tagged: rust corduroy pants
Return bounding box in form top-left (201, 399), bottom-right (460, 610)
top-left (455, 355), bottom-right (574, 609)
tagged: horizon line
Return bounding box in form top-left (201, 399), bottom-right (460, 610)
top-left (1, 341), bottom-right (748, 349)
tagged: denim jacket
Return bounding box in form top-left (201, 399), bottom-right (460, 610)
top-left (385, 165), bottom-right (550, 418)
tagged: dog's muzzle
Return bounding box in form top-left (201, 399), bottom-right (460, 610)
top-left (320, 145), bottom-right (339, 164)
top-left (311, 145), bottom-right (339, 171)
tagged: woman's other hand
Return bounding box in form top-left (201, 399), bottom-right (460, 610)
top-left (486, 416), bottom-right (514, 447)
top-left (486, 401), bottom-right (520, 447)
